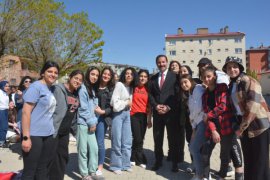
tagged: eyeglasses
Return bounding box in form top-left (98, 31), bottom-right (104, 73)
top-left (24, 80), bottom-right (31, 83)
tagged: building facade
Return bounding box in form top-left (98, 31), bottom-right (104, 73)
top-left (165, 26), bottom-right (246, 77)
top-left (0, 55), bottom-right (39, 86)
top-left (246, 46), bottom-right (270, 79)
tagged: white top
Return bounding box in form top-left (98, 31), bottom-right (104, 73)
top-left (188, 84), bottom-right (205, 129)
top-left (231, 82), bottom-right (243, 115)
top-left (158, 69), bottom-right (168, 87)
top-left (216, 70), bottom-right (230, 85)
top-left (110, 82), bottom-right (132, 112)
top-left (0, 89), bottom-right (9, 110)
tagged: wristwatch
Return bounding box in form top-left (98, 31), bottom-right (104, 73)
top-left (23, 136), bottom-right (29, 141)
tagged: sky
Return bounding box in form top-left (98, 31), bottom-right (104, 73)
top-left (63, 0), bottom-right (270, 71)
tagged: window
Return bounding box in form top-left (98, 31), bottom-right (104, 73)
top-left (190, 50), bottom-right (194, 53)
top-left (182, 40), bottom-right (185, 42)
top-left (21, 62), bottom-right (28, 70)
top-left (183, 60), bottom-right (186, 64)
top-left (169, 50), bottom-right (176, 56)
top-left (225, 48), bottom-right (229, 52)
top-left (217, 60), bottom-right (221, 63)
top-left (199, 40), bottom-right (202, 44)
top-left (191, 60), bottom-right (194, 64)
top-left (208, 49), bottom-right (212, 55)
top-left (235, 38), bottom-right (242, 43)
top-left (217, 38), bottom-right (220, 41)
top-left (235, 48), bottom-right (242, 54)
top-left (199, 49), bottom-right (203, 55)
top-left (182, 50), bottom-right (186, 53)
top-left (208, 39), bottom-right (212, 45)
top-left (217, 49), bottom-right (221, 52)
top-left (190, 39), bottom-right (193, 42)
top-left (169, 41), bottom-right (176, 45)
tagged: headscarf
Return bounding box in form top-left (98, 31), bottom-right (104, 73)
top-left (0, 81), bottom-right (8, 92)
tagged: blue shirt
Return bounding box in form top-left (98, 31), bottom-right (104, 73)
top-left (23, 81), bottom-right (56, 136)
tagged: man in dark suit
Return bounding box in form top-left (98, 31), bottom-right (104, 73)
top-left (149, 55), bottom-right (180, 172)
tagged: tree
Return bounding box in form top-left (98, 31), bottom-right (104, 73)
top-left (246, 69), bottom-right (258, 80)
top-left (0, 0), bottom-right (104, 76)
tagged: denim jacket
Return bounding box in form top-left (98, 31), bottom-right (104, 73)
top-left (77, 84), bottom-right (98, 127)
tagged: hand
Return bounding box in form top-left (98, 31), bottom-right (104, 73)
top-left (235, 130), bottom-right (242, 137)
top-left (212, 130), bottom-right (221, 143)
top-left (95, 106), bottom-right (105, 115)
top-left (17, 90), bottom-right (23, 96)
top-left (127, 99), bottom-right (132, 107)
top-left (89, 126), bottom-right (96, 133)
top-left (22, 138), bottom-right (32, 153)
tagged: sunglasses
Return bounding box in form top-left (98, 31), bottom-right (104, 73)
top-left (24, 80), bottom-right (31, 83)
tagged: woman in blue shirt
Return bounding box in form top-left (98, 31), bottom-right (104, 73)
top-left (21, 61), bottom-right (59, 179)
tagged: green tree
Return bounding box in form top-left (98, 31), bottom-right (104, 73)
top-left (0, 0), bottom-right (104, 76)
top-left (246, 69), bottom-right (258, 80)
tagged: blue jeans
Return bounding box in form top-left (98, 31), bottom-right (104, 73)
top-left (95, 116), bottom-right (108, 166)
top-left (189, 121), bottom-right (206, 176)
top-left (110, 110), bottom-right (132, 171)
top-left (0, 109), bottom-right (8, 145)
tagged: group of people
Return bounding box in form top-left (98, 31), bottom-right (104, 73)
top-left (0, 54), bottom-right (269, 180)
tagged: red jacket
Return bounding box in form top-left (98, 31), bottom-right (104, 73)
top-left (202, 83), bottom-right (234, 138)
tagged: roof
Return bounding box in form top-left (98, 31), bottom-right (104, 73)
top-left (165, 32), bottom-right (245, 39)
top-left (246, 47), bottom-right (270, 52)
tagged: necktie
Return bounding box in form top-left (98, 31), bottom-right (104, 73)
top-left (160, 72), bottom-right (164, 89)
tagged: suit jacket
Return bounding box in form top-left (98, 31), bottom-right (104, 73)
top-left (149, 70), bottom-right (179, 115)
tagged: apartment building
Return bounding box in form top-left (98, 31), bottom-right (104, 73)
top-left (165, 26), bottom-right (246, 77)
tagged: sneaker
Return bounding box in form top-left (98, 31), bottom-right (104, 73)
top-left (186, 165), bottom-right (195, 173)
top-left (113, 170), bottom-right (122, 175)
top-left (0, 142), bottom-right (10, 148)
top-left (139, 164), bottom-right (146, 169)
top-left (125, 168), bottom-right (133, 173)
top-left (130, 161), bottom-right (135, 166)
top-left (226, 165), bottom-right (234, 177)
top-left (95, 170), bottom-right (102, 176)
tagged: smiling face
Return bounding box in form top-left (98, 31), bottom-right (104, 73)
top-left (180, 78), bottom-right (192, 91)
top-left (170, 62), bottom-right (180, 74)
top-left (101, 69), bottom-right (112, 85)
top-left (139, 72), bottom-right (148, 86)
top-left (202, 70), bottom-right (216, 87)
top-left (125, 69), bottom-right (134, 85)
top-left (89, 69), bottom-right (99, 84)
top-left (42, 67), bottom-right (58, 85)
top-left (69, 74), bottom-right (83, 90)
top-left (23, 78), bottom-right (32, 89)
top-left (180, 66), bottom-right (189, 76)
top-left (157, 56), bottom-right (168, 73)
top-left (226, 62), bottom-right (240, 78)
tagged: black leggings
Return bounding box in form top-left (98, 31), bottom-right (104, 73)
top-left (22, 135), bottom-right (54, 180)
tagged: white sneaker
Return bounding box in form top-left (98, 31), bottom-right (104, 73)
top-left (126, 168), bottom-right (133, 172)
top-left (95, 170), bottom-right (102, 176)
top-left (139, 164), bottom-right (146, 169)
top-left (130, 161), bottom-right (135, 166)
top-left (113, 170), bottom-right (122, 175)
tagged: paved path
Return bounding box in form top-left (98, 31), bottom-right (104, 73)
top-left (0, 129), bottom-right (228, 180)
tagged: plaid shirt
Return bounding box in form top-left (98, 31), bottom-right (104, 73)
top-left (202, 83), bottom-right (234, 138)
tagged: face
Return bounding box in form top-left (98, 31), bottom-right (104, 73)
top-left (23, 78), bottom-right (32, 89)
top-left (180, 78), bottom-right (192, 91)
top-left (11, 87), bottom-right (16, 93)
top-left (157, 57), bottom-right (168, 72)
top-left (89, 69), bottom-right (99, 84)
top-left (9, 101), bottom-right (15, 109)
top-left (69, 74), bottom-right (83, 90)
top-left (42, 67), bottom-right (58, 85)
top-left (198, 63), bottom-right (210, 74)
top-left (202, 70), bottom-right (216, 87)
top-left (170, 62), bottom-right (180, 74)
top-left (180, 67), bottom-right (189, 76)
top-left (139, 72), bottom-right (148, 86)
top-left (226, 62), bottom-right (240, 78)
top-left (101, 69), bottom-right (112, 84)
top-left (4, 83), bottom-right (10, 93)
top-left (125, 69), bottom-right (134, 85)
